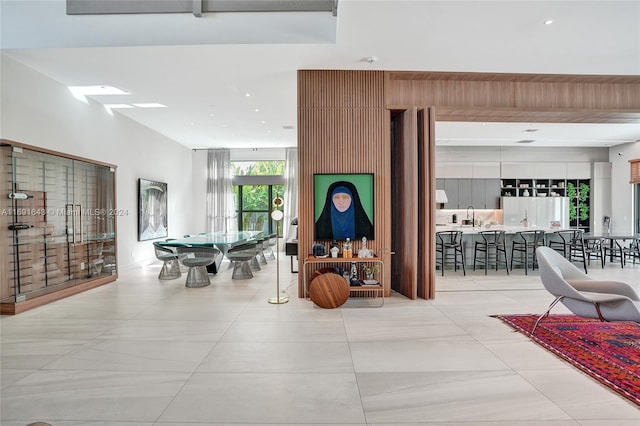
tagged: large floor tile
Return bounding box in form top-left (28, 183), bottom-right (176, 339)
top-left (1, 370), bottom-right (190, 422)
top-left (197, 341), bottom-right (353, 373)
top-left (357, 371), bottom-right (571, 423)
top-left (350, 339), bottom-right (510, 372)
top-left (158, 372), bottom-right (366, 424)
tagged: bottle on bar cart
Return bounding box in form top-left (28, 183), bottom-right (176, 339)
top-left (343, 238), bottom-right (352, 258)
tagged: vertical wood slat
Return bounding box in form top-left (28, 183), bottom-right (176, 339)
top-left (298, 70), bottom-right (390, 297)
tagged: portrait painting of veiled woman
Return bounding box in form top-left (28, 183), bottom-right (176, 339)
top-left (314, 174), bottom-right (374, 241)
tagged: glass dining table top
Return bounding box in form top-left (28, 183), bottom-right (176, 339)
top-left (157, 231), bottom-right (265, 247)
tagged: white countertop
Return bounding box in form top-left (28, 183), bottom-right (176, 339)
top-left (435, 224), bottom-right (564, 234)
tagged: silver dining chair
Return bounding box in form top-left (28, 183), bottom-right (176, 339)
top-left (226, 242), bottom-right (258, 279)
top-left (176, 246), bottom-right (219, 287)
top-left (153, 242), bottom-right (181, 280)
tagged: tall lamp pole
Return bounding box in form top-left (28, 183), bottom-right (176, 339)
top-left (268, 196), bottom-right (289, 305)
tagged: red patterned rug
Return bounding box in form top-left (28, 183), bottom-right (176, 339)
top-left (495, 314), bottom-right (640, 406)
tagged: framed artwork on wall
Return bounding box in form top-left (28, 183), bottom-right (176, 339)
top-left (138, 178), bottom-right (168, 241)
top-left (313, 173), bottom-right (374, 241)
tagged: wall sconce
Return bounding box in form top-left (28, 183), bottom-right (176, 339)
top-left (435, 190), bottom-right (448, 208)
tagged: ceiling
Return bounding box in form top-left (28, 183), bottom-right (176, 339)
top-left (2, 0), bottom-right (639, 150)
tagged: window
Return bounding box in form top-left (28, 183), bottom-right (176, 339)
top-left (232, 161), bottom-right (285, 236)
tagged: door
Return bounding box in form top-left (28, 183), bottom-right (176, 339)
top-left (390, 109), bottom-right (418, 299)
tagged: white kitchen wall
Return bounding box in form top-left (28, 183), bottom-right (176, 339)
top-left (1, 54), bottom-right (194, 270)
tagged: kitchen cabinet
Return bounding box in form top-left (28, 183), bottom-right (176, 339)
top-left (438, 178), bottom-right (500, 209)
top-left (501, 162), bottom-right (535, 179)
top-left (567, 162), bottom-right (591, 179)
top-left (0, 140), bottom-right (118, 314)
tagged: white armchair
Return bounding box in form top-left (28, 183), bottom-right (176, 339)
top-left (533, 246), bottom-right (640, 333)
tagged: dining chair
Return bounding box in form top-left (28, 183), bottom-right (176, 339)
top-left (473, 230), bottom-right (509, 275)
top-left (176, 246), bottom-right (219, 287)
top-left (603, 238), bottom-right (627, 268)
top-left (583, 236), bottom-right (605, 268)
top-left (623, 238), bottom-right (640, 265)
top-left (226, 241), bottom-right (258, 279)
top-left (264, 233), bottom-right (277, 260)
top-left (152, 242), bottom-right (181, 280)
top-left (435, 231), bottom-right (465, 276)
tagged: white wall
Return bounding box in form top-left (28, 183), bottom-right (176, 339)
top-left (609, 143), bottom-right (640, 234)
top-left (1, 54), bottom-right (194, 269)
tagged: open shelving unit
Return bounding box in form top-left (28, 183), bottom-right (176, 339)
top-left (500, 178), bottom-right (567, 198)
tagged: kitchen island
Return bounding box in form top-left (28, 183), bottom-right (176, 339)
top-left (436, 224), bottom-right (567, 271)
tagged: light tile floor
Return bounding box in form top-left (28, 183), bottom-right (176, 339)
top-left (2, 253), bottom-right (639, 425)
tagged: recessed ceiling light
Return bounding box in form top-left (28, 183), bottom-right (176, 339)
top-left (516, 139), bottom-right (535, 144)
top-left (261, 120), bottom-right (266, 124)
top-left (104, 104), bottom-right (133, 109)
top-left (132, 103), bottom-right (167, 108)
top-left (254, 108), bottom-right (260, 112)
top-left (524, 128), bottom-right (539, 132)
top-left (244, 93), bottom-right (251, 97)
top-left (544, 19), bottom-right (553, 25)
top-left (69, 85), bottom-right (130, 96)
top-left (282, 125), bottom-right (295, 130)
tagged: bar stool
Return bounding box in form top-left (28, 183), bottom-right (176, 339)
top-left (435, 231), bottom-right (465, 276)
top-left (510, 230), bottom-right (545, 274)
top-left (473, 230), bottom-right (509, 275)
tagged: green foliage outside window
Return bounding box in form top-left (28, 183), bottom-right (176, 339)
top-left (232, 161), bottom-right (285, 235)
top-left (232, 161), bottom-right (284, 176)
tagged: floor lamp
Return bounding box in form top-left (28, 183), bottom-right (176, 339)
top-left (268, 198), bottom-right (289, 305)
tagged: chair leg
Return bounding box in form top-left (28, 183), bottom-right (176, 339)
top-left (531, 296), bottom-right (564, 334)
top-left (185, 266), bottom-right (211, 288)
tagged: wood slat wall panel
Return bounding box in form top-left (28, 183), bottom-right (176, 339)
top-left (298, 70), bottom-right (390, 297)
top-left (298, 70), bottom-right (385, 109)
top-left (514, 82), bottom-right (640, 110)
top-left (387, 80), bottom-right (516, 108)
top-left (389, 70), bottom-right (640, 85)
top-left (386, 73), bottom-right (640, 111)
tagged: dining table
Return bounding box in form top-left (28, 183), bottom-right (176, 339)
top-left (583, 232), bottom-right (640, 264)
top-left (157, 231), bottom-right (265, 273)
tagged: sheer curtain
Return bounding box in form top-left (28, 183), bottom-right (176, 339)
top-left (284, 148), bottom-right (298, 241)
top-left (206, 149), bottom-right (237, 233)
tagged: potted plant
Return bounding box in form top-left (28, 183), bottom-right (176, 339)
top-left (361, 263), bottom-right (380, 280)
